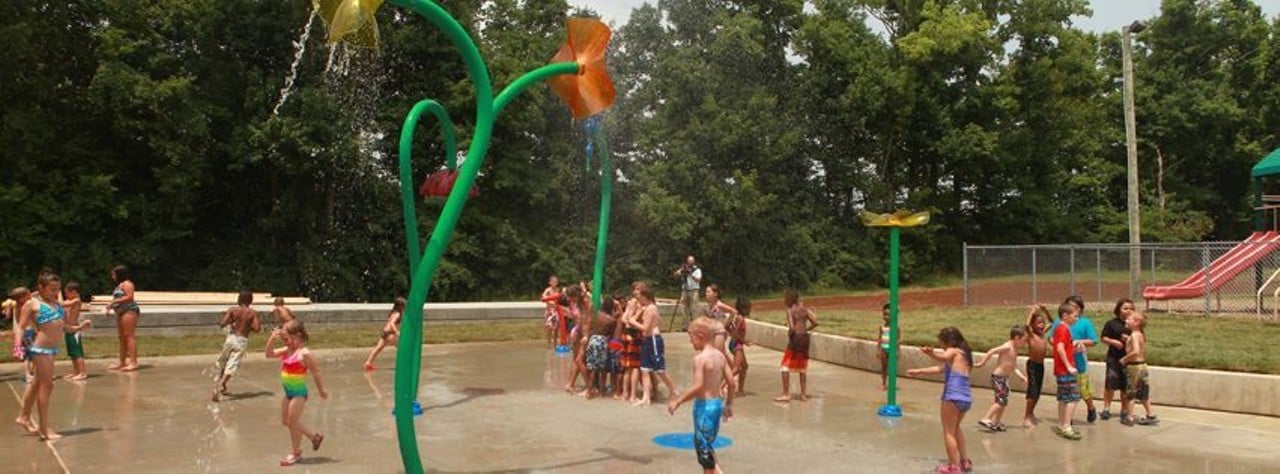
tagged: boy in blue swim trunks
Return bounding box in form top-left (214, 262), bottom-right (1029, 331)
top-left (630, 282), bottom-right (677, 406)
top-left (669, 317), bottom-right (735, 474)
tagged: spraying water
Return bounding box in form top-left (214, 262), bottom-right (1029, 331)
top-left (272, 9), bottom-right (318, 117)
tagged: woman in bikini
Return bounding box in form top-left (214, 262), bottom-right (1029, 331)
top-left (106, 265), bottom-right (140, 371)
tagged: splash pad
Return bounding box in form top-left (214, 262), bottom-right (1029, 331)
top-left (309, 1), bottom-right (617, 471)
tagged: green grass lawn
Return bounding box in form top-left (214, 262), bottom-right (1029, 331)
top-left (75, 321), bottom-right (543, 359)
top-left (754, 308), bottom-right (1280, 375)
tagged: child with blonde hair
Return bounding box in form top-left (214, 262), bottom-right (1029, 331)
top-left (1120, 312), bottom-right (1157, 426)
top-left (267, 320), bottom-right (328, 466)
top-left (668, 317), bottom-right (735, 474)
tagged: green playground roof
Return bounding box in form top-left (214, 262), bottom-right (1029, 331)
top-left (1252, 148), bottom-right (1280, 178)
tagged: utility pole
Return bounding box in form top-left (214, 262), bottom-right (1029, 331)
top-left (1123, 20), bottom-right (1146, 300)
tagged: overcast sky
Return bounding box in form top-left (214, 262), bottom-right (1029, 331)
top-left (569, 0), bottom-right (1280, 33)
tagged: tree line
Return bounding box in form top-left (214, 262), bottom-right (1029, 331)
top-left (2, 0), bottom-right (1277, 301)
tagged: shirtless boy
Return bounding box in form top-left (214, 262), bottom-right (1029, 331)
top-left (668, 317), bottom-right (735, 474)
top-left (975, 325), bottom-right (1028, 431)
top-left (212, 291), bottom-right (261, 401)
top-left (631, 282), bottom-right (677, 406)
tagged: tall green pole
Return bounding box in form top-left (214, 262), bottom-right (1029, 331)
top-left (879, 227), bottom-right (903, 417)
top-left (589, 129), bottom-right (613, 313)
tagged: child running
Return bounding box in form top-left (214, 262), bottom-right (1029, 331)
top-left (774, 289), bottom-right (818, 402)
top-left (62, 282), bottom-right (93, 380)
top-left (729, 297), bottom-right (750, 396)
top-left (668, 317), bottom-right (736, 474)
top-left (212, 291), bottom-right (261, 402)
top-left (906, 327), bottom-right (974, 474)
top-left (266, 320), bottom-right (328, 466)
top-left (1023, 305), bottom-right (1051, 427)
top-left (974, 326), bottom-right (1028, 432)
top-left (1120, 312), bottom-right (1157, 426)
top-left (1052, 302), bottom-right (1083, 440)
top-left (877, 302), bottom-right (891, 391)
top-left (272, 297), bottom-right (297, 327)
top-left (363, 297), bottom-right (406, 371)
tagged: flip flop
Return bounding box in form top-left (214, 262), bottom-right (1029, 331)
top-left (280, 451), bottom-right (302, 466)
top-left (977, 420), bottom-right (997, 431)
top-left (311, 433), bottom-right (324, 451)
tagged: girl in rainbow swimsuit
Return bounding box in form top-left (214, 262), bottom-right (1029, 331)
top-left (266, 320), bottom-right (328, 466)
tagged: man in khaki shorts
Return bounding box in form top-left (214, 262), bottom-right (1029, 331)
top-left (672, 255), bottom-right (703, 332)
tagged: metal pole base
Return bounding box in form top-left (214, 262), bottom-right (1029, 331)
top-left (877, 404), bottom-right (903, 417)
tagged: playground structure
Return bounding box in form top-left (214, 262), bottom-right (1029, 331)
top-left (963, 147), bottom-right (1280, 316)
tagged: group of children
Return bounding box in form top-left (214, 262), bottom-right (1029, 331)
top-left (907, 296), bottom-right (1157, 474)
top-left (540, 276), bottom-right (832, 472)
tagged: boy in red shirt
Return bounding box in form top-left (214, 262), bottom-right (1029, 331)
top-left (1052, 302), bottom-right (1082, 440)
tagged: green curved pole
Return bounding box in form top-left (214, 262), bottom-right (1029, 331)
top-left (398, 99), bottom-right (457, 275)
top-left (389, 2), bottom-right (584, 472)
top-left (589, 127), bottom-right (613, 312)
top-left (390, 1), bottom-right (494, 472)
top-left (494, 62), bottom-right (580, 116)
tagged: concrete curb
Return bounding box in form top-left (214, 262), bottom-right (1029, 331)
top-left (744, 319), bottom-right (1280, 417)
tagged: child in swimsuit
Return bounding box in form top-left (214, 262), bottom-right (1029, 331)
top-left (907, 326), bottom-right (975, 474)
top-left (730, 297), bottom-right (751, 396)
top-left (775, 289), bottom-right (818, 402)
top-left (266, 320), bottom-right (328, 466)
top-left (363, 297), bottom-right (406, 371)
top-left (15, 272), bottom-right (69, 440)
top-left (541, 276), bottom-right (560, 348)
top-left (61, 282), bottom-right (93, 380)
top-left (668, 317), bottom-right (735, 474)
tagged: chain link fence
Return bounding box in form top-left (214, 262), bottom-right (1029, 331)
top-left (963, 238), bottom-right (1280, 316)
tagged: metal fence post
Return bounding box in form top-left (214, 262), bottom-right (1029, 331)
top-left (1069, 246), bottom-right (1076, 297)
top-left (962, 242), bottom-right (969, 307)
top-left (1202, 243), bottom-right (1211, 315)
top-left (1149, 248), bottom-right (1156, 285)
top-left (1031, 247), bottom-right (1038, 305)
top-left (1096, 249), bottom-right (1102, 303)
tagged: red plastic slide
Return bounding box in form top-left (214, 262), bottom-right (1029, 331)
top-left (1142, 231), bottom-right (1280, 300)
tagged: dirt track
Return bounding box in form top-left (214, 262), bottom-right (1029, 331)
top-left (753, 281), bottom-right (1136, 311)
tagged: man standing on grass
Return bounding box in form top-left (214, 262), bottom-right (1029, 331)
top-left (672, 255), bottom-right (703, 332)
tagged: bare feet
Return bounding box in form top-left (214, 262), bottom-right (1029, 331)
top-left (38, 430), bottom-right (62, 441)
top-left (210, 389), bottom-right (221, 403)
top-left (631, 399), bottom-right (650, 407)
top-left (14, 417), bottom-right (37, 434)
top-left (68, 373), bottom-right (88, 381)
top-left (120, 364), bottom-right (139, 372)
top-left (772, 394), bottom-right (791, 402)
top-left (311, 433), bottom-right (324, 451)
top-left (106, 363), bottom-right (124, 371)
top-left (736, 390), bottom-right (746, 397)
top-left (563, 384), bottom-right (575, 394)
top-left (797, 393), bottom-right (809, 401)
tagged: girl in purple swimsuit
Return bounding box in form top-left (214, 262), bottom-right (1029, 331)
top-left (907, 327), bottom-right (975, 474)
